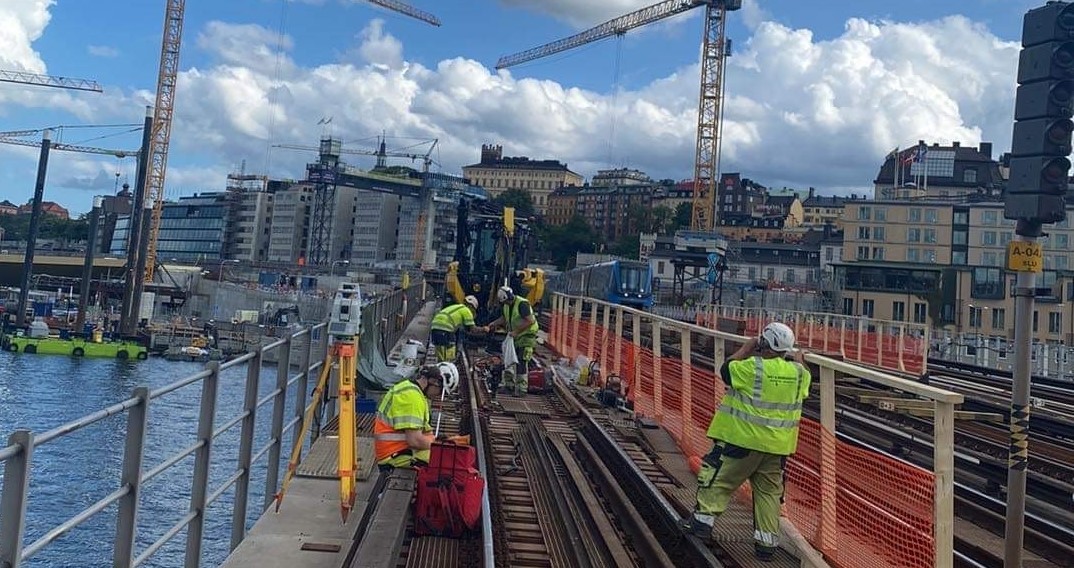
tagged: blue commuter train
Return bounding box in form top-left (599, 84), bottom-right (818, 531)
top-left (550, 260), bottom-right (655, 308)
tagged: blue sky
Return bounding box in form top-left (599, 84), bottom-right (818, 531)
top-left (0, 0), bottom-right (1044, 215)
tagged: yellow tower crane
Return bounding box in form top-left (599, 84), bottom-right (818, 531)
top-left (140, 0), bottom-right (441, 282)
top-left (496, 0), bottom-right (742, 232)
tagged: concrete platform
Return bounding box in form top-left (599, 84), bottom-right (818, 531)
top-left (222, 301), bottom-right (438, 567)
top-left (219, 474), bottom-right (381, 568)
top-left (612, 398), bottom-right (830, 568)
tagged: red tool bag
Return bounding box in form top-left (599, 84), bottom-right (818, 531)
top-left (413, 442), bottom-right (485, 537)
top-left (527, 360), bottom-right (553, 394)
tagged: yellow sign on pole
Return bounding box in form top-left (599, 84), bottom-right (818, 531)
top-left (1006, 241), bottom-right (1043, 273)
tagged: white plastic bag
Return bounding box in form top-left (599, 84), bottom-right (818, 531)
top-left (501, 335), bottom-right (519, 368)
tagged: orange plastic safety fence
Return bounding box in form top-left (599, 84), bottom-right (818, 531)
top-left (549, 312), bottom-right (937, 568)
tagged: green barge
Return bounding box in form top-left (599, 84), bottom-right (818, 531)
top-left (1, 332), bottom-right (148, 360)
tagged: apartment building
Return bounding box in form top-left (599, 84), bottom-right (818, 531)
top-left (266, 182), bottom-right (313, 263)
top-left (801, 188), bottom-right (862, 228)
top-left (873, 140), bottom-right (1003, 201)
top-left (462, 144), bottom-right (582, 214)
top-left (352, 191), bottom-right (400, 266)
top-left (837, 199), bottom-right (1074, 343)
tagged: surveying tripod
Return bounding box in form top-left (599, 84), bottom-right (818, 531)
top-left (275, 283), bottom-right (364, 522)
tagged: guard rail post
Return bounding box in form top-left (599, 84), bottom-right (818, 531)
top-left (652, 320), bottom-right (664, 422)
top-left (294, 328), bottom-right (314, 454)
top-left (185, 361), bottom-right (221, 566)
top-left (264, 335), bottom-right (292, 512)
top-left (114, 387), bottom-right (150, 567)
top-left (587, 301), bottom-right (598, 361)
top-left (0, 430), bottom-right (34, 568)
top-left (601, 303), bottom-right (611, 354)
top-left (231, 350), bottom-right (263, 550)
top-left (680, 327), bottom-right (692, 449)
top-left (933, 399), bottom-right (955, 568)
top-left (614, 307), bottom-right (624, 376)
top-left (631, 312), bottom-right (641, 394)
top-left (817, 367), bottom-right (838, 556)
top-left (571, 298), bottom-right (582, 356)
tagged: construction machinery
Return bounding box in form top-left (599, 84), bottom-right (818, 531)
top-left (496, 0), bottom-right (742, 233)
top-left (444, 199), bottom-right (544, 324)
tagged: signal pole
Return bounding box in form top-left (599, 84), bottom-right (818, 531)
top-left (1003, 3), bottom-right (1074, 565)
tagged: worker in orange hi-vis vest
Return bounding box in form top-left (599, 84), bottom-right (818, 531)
top-left (373, 366), bottom-right (444, 470)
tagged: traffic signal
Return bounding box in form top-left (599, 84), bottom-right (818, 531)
top-left (1005, 1), bottom-right (1074, 224)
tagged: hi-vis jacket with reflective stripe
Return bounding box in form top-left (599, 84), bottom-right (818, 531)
top-left (374, 380), bottom-right (431, 465)
top-left (503, 296), bottom-right (539, 338)
top-left (431, 304), bottom-right (475, 333)
top-left (707, 355), bottom-right (811, 456)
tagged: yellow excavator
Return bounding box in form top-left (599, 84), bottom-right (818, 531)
top-left (444, 199), bottom-right (544, 323)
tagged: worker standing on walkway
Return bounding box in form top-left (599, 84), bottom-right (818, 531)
top-left (373, 365), bottom-right (444, 470)
top-left (480, 285), bottom-right (538, 397)
top-left (430, 296), bottom-right (479, 363)
top-left (684, 322), bottom-right (811, 562)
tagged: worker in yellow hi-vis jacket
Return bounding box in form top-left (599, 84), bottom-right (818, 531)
top-left (683, 322), bottom-right (812, 562)
top-left (430, 296), bottom-right (479, 363)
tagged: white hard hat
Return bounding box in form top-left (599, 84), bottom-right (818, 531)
top-left (496, 285), bottom-right (514, 303)
top-left (464, 295), bottom-right (479, 310)
top-left (760, 322), bottom-right (796, 353)
top-left (436, 362), bottom-right (460, 394)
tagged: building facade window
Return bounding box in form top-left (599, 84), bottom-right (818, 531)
top-left (913, 303), bottom-right (927, 324)
top-left (992, 308), bottom-right (1006, 330)
top-left (892, 301), bottom-right (906, 321)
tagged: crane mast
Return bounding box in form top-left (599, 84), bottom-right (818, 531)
top-left (495, 0), bottom-right (739, 233)
top-left (142, 0), bottom-right (186, 282)
top-left (690, 2), bottom-right (729, 232)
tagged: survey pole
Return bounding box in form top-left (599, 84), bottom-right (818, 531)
top-left (1004, 220), bottom-right (1043, 567)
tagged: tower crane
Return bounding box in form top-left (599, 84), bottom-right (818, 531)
top-left (496, 0), bottom-right (741, 232)
top-left (139, 0), bottom-right (441, 284)
top-left (273, 136), bottom-right (441, 266)
top-left (0, 69), bottom-right (103, 92)
top-left (274, 136), bottom-right (439, 172)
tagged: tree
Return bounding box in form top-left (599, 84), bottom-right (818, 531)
top-left (537, 214), bottom-right (597, 270)
top-left (672, 202), bottom-right (692, 232)
top-left (492, 188), bottom-right (536, 218)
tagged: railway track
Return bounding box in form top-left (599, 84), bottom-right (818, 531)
top-left (394, 346), bottom-right (728, 568)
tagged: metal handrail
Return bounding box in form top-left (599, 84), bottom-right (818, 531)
top-left (0, 282), bottom-right (422, 567)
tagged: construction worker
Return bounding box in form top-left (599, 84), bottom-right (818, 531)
top-left (479, 285), bottom-right (538, 397)
top-left (683, 322), bottom-right (811, 562)
top-left (430, 296), bottom-right (479, 363)
top-left (373, 365), bottom-right (444, 470)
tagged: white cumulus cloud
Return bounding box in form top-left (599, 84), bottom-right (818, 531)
top-left (0, 3), bottom-right (1023, 214)
top-left (87, 44), bottom-right (119, 58)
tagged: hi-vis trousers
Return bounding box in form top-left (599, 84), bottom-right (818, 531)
top-left (692, 441), bottom-right (786, 554)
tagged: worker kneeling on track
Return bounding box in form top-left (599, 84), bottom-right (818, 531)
top-left (430, 295), bottom-right (480, 363)
top-left (374, 365), bottom-right (457, 470)
top-left (684, 322), bottom-right (812, 562)
top-left (479, 285), bottom-right (539, 397)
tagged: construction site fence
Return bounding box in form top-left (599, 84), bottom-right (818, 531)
top-left (652, 304), bottom-right (929, 377)
top-left (549, 293), bottom-right (962, 568)
top-left (930, 329), bottom-right (1074, 381)
top-left (0, 281), bottom-right (423, 567)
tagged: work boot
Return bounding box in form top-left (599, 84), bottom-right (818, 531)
top-left (681, 514), bottom-right (712, 540)
top-left (754, 545), bottom-right (776, 562)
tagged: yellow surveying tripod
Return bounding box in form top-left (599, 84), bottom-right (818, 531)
top-left (276, 282), bottom-right (364, 523)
